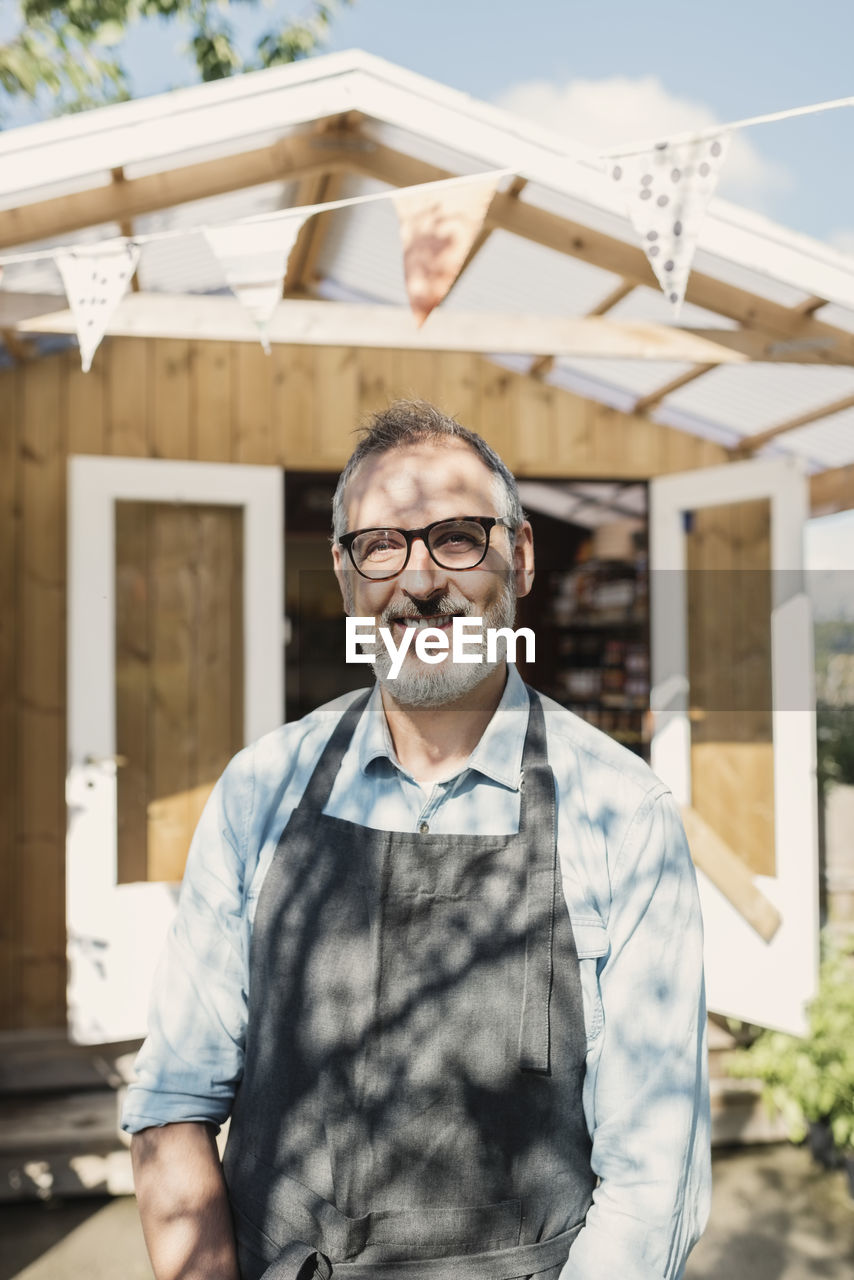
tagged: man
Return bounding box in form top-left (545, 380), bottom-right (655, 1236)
top-left (123, 400), bottom-right (710, 1280)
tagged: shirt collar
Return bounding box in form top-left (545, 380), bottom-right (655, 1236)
top-left (356, 665), bottom-right (529, 792)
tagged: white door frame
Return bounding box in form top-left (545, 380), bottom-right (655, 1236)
top-left (650, 456), bottom-right (818, 1034)
top-left (66, 456), bottom-right (284, 1044)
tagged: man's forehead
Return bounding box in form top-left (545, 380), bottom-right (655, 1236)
top-left (344, 439), bottom-right (499, 521)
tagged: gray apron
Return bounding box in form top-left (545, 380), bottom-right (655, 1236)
top-left (223, 687), bottom-right (595, 1280)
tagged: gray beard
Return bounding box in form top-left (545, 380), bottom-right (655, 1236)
top-left (373, 575), bottom-right (517, 708)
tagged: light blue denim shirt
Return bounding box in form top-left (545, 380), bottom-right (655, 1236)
top-left (123, 665), bottom-right (711, 1280)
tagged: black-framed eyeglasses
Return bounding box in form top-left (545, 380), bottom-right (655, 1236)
top-left (338, 515), bottom-right (516, 581)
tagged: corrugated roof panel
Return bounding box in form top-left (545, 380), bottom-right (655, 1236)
top-left (132, 180), bottom-right (299, 294)
top-left (2, 222), bottom-right (124, 294)
top-left (663, 363), bottom-right (854, 434)
top-left (606, 285), bottom-right (739, 330)
top-left (762, 408), bottom-right (854, 469)
top-left (554, 355), bottom-right (695, 399)
top-left (317, 179), bottom-right (409, 304)
top-left (444, 229), bottom-right (622, 316)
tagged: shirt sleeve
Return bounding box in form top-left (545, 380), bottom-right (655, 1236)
top-left (120, 747), bottom-right (255, 1134)
top-left (561, 787), bottom-right (712, 1280)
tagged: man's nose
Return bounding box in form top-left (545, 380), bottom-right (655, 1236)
top-left (401, 535), bottom-right (447, 596)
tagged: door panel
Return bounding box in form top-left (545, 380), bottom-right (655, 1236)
top-left (687, 499), bottom-right (775, 878)
top-left (67, 456), bottom-right (283, 1044)
top-left (115, 502), bottom-right (244, 885)
top-left (650, 458), bottom-right (818, 1035)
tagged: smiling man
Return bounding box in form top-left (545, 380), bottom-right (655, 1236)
top-left (124, 400), bottom-right (710, 1280)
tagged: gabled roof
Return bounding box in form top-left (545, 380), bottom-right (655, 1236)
top-left (3, 48), bottom-right (854, 477)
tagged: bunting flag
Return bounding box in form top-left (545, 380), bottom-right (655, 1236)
top-left (203, 211), bottom-right (311, 352)
top-left (56, 240), bottom-right (140, 372)
top-left (610, 132), bottom-right (731, 315)
top-left (393, 177), bottom-right (500, 326)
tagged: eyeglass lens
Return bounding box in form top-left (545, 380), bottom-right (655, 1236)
top-left (351, 519), bottom-right (490, 577)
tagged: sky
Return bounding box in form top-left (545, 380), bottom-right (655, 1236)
top-left (16, 0), bottom-right (849, 246)
top-left (4, 0), bottom-right (854, 582)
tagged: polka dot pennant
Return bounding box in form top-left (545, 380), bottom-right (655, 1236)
top-left (56, 239), bottom-right (140, 372)
top-left (393, 177), bottom-right (500, 326)
top-left (203, 212), bottom-right (310, 353)
top-left (611, 132), bottom-right (731, 317)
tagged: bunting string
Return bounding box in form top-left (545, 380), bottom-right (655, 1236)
top-left (600, 90), bottom-right (854, 158)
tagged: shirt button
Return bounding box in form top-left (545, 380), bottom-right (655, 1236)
top-left (419, 821), bottom-right (430, 834)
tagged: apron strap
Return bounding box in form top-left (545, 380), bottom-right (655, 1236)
top-left (261, 1224), bottom-right (581, 1280)
top-left (518, 689), bottom-right (559, 1074)
top-left (259, 1241), bottom-right (332, 1280)
top-left (296, 689), bottom-right (372, 815)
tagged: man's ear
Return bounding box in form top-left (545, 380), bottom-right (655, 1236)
top-left (332, 542), bottom-right (352, 614)
top-left (513, 521), bottom-right (535, 599)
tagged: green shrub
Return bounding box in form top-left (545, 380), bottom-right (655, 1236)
top-left (728, 932), bottom-right (854, 1153)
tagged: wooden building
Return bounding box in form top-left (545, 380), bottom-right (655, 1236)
top-left (1, 51), bottom-right (853, 1058)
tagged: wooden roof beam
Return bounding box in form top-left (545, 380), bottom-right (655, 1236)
top-left (528, 354), bottom-right (555, 378)
top-left (634, 364), bottom-right (716, 414)
top-left (734, 390), bottom-right (854, 457)
top-left (810, 462), bottom-right (854, 517)
top-left (527, 281), bottom-right (635, 379)
top-left (282, 171), bottom-right (342, 296)
top-left (11, 293), bottom-right (766, 363)
top-left (110, 167), bottom-right (140, 292)
top-left (587, 279), bottom-right (635, 317)
top-left (282, 114), bottom-right (356, 297)
top-left (0, 328), bottom-right (37, 362)
top-left (793, 295), bottom-right (827, 317)
top-left (0, 124), bottom-right (367, 250)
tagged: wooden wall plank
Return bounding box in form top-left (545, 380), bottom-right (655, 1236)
top-left (314, 347), bottom-right (359, 465)
top-left (193, 508), bottom-right (244, 836)
top-left (433, 351), bottom-right (479, 428)
top-left (0, 368), bottom-right (21, 1026)
top-left (18, 357), bottom-right (65, 1026)
top-left (192, 341), bottom-right (233, 462)
top-left (151, 339), bottom-right (192, 459)
top-left (234, 343), bottom-right (273, 464)
top-left (65, 349), bottom-right (106, 455)
top-left (473, 361), bottom-right (513, 460)
top-left (688, 500), bottom-right (776, 878)
top-left (272, 344), bottom-right (317, 467)
top-left (512, 377), bottom-right (555, 476)
top-left (115, 502), bottom-right (151, 884)
top-left (105, 338), bottom-right (150, 456)
top-left (147, 506), bottom-right (195, 883)
top-left (549, 384), bottom-right (594, 475)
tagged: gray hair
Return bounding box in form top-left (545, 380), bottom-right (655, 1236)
top-left (331, 399), bottom-right (524, 541)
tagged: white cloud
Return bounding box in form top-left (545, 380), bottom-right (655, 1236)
top-left (495, 74), bottom-right (792, 211)
top-left (828, 228), bottom-right (854, 259)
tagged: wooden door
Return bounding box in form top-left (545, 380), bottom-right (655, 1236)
top-left (67, 457), bottom-right (283, 1044)
top-left (650, 458), bottom-right (818, 1034)
top-left (115, 502), bottom-right (244, 885)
